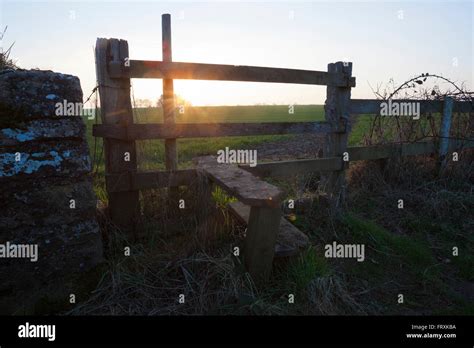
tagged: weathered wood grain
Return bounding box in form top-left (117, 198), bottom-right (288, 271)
top-left (92, 121), bottom-right (332, 140)
top-left (242, 157), bottom-right (342, 177)
top-left (245, 205), bottom-right (281, 281)
top-left (95, 38), bottom-right (139, 230)
top-left (323, 62), bottom-right (353, 210)
top-left (348, 141), bottom-right (461, 160)
top-left (105, 169), bottom-right (197, 192)
top-left (102, 141), bottom-right (473, 194)
top-left (195, 156), bottom-right (283, 208)
top-left (229, 201), bottom-right (309, 258)
top-left (350, 99), bottom-right (473, 115)
top-left (161, 13), bottom-right (179, 205)
top-left (108, 60), bottom-right (356, 87)
top-left (195, 156), bottom-right (285, 281)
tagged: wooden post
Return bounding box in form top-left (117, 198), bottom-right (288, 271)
top-left (162, 14), bottom-right (178, 172)
top-left (95, 38), bottom-right (140, 233)
top-left (195, 172), bottom-right (215, 225)
top-left (244, 205), bottom-right (281, 282)
top-left (438, 96), bottom-right (453, 173)
top-left (322, 61), bottom-right (353, 212)
top-left (162, 14), bottom-right (179, 209)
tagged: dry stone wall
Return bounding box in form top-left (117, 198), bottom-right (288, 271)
top-left (0, 69), bottom-right (103, 314)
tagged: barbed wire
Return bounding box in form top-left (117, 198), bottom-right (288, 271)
top-left (83, 85), bottom-right (98, 105)
top-left (365, 73), bottom-right (473, 147)
top-left (85, 85), bottom-right (102, 177)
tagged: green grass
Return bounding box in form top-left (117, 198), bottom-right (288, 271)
top-left (453, 254), bottom-right (474, 281)
top-left (342, 214), bottom-right (436, 271)
top-left (338, 214), bottom-right (447, 313)
top-left (133, 105), bottom-right (325, 123)
top-left (284, 247), bottom-right (331, 290)
top-left (289, 196), bottom-right (469, 314)
top-left (304, 202), bottom-right (472, 314)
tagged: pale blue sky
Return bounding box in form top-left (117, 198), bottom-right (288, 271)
top-left (1, 0), bottom-right (473, 106)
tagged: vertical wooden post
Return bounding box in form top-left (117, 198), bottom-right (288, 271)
top-left (439, 96), bottom-right (453, 173)
top-left (323, 61), bottom-right (353, 212)
top-left (244, 205), bottom-right (281, 282)
top-left (162, 14), bottom-right (179, 209)
top-left (162, 14), bottom-right (178, 172)
top-left (196, 172), bottom-right (215, 225)
top-left (95, 38), bottom-right (139, 233)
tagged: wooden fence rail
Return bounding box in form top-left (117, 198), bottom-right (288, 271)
top-left (92, 101), bottom-right (472, 141)
top-left (108, 60), bottom-right (356, 87)
top-left (350, 99), bottom-right (472, 115)
top-left (93, 121), bottom-right (332, 140)
top-left (104, 140), bottom-right (474, 193)
top-left (244, 140), bottom-right (474, 178)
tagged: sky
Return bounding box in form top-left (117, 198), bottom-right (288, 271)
top-left (1, 0), bottom-right (473, 106)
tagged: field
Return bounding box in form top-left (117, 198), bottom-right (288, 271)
top-left (74, 104), bottom-right (473, 316)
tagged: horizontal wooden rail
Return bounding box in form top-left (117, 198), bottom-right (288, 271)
top-left (348, 142), bottom-right (436, 161)
top-left (350, 99), bottom-right (473, 115)
top-left (243, 157), bottom-right (343, 177)
top-left (93, 121), bottom-right (332, 140)
top-left (105, 141), bottom-right (473, 192)
top-left (349, 139), bottom-right (473, 160)
top-left (106, 169), bottom-right (196, 193)
top-left (108, 60), bottom-right (356, 87)
top-left (243, 140), bottom-right (474, 177)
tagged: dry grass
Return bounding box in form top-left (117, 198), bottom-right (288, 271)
top-left (68, 180), bottom-right (261, 315)
top-left (71, 146), bottom-right (472, 315)
top-left (0, 26), bottom-right (16, 71)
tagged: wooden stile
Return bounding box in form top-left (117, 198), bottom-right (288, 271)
top-left (195, 156), bottom-right (283, 280)
top-left (93, 15), bottom-right (474, 281)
